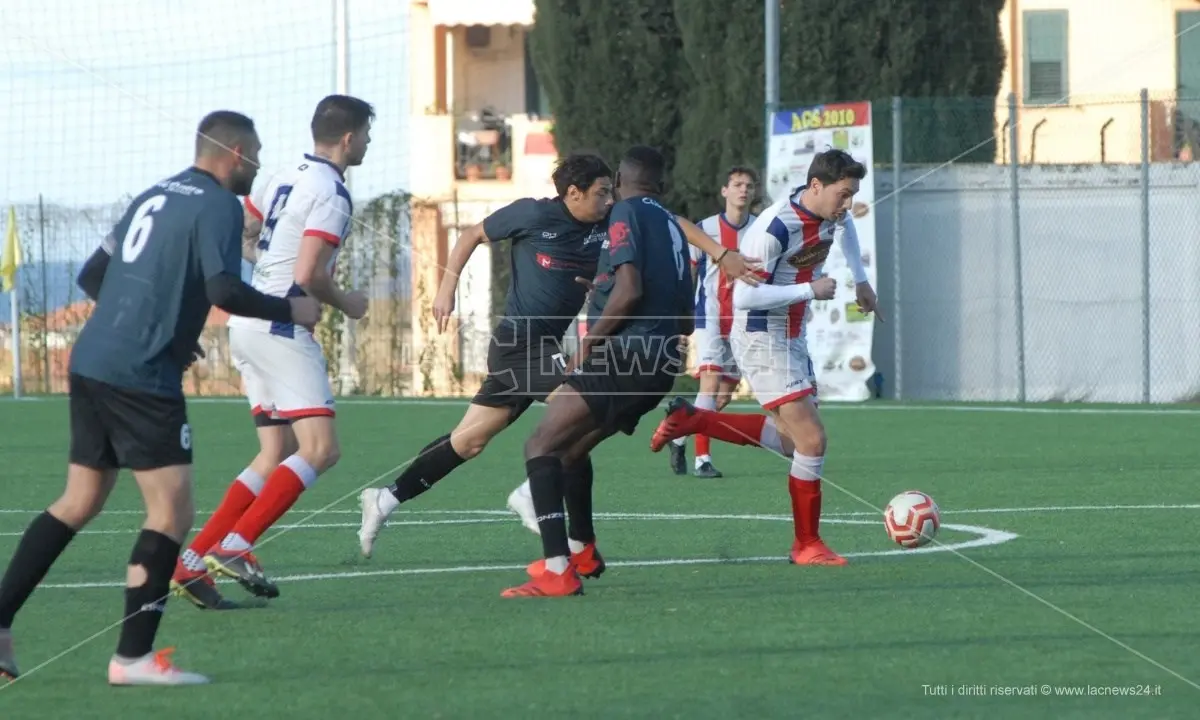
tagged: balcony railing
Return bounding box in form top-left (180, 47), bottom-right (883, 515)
top-left (455, 108), bottom-right (513, 181)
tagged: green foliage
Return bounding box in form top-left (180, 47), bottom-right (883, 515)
top-left (531, 0), bottom-right (686, 207)
top-left (774, 0), bottom-right (1007, 164)
top-left (672, 0), bottom-right (766, 220)
top-left (532, 0), bottom-right (1006, 211)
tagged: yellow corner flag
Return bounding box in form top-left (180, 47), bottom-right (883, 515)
top-left (1, 206), bottom-right (20, 292)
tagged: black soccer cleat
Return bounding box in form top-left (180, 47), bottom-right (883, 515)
top-left (203, 549), bottom-right (280, 600)
top-left (694, 460), bottom-right (723, 479)
top-left (669, 441), bottom-right (688, 475)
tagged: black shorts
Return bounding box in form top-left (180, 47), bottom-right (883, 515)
top-left (472, 320), bottom-right (567, 420)
top-left (565, 351), bottom-right (680, 436)
top-left (68, 373), bottom-right (193, 471)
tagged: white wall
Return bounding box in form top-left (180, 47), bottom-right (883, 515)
top-left (873, 162), bottom-right (1200, 402)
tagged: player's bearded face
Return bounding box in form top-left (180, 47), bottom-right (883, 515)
top-left (230, 137), bottom-right (261, 196)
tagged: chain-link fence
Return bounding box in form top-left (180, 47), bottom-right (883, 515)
top-left (789, 91), bottom-right (1200, 403)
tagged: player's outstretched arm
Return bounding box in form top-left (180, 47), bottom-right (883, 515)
top-left (675, 216), bottom-right (762, 286)
top-left (837, 216), bottom-right (882, 320)
top-left (432, 221), bottom-right (488, 333)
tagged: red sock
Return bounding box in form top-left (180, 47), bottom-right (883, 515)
top-left (689, 410), bottom-right (767, 447)
top-left (695, 434), bottom-right (711, 457)
top-left (188, 478), bottom-right (259, 555)
top-left (229, 461), bottom-right (310, 546)
top-left (788, 477), bottom-right (822, 545)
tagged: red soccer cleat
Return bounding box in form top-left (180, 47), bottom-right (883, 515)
top-left (526, 543), bottom-right (606, 580)
top-left (789, 539), bottom-right (848, 566)
top-left (650, 397), bottom-right (699, 452)
top-left (501, 567), bottom-right (585, 598)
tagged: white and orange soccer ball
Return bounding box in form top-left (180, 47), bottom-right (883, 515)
top-left (883, 491), bottom-right (940, 549)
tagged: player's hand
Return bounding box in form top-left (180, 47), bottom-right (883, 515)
top-left (289, 296), bottom-right (322, 330)
top-left (811, 276), bottom-right (838, 300)
top-left (854, 282), bottom-right (884, 322)
top-left (342, 290), bottom-right (369, 320)
top-left (719, 251), bottom-right (763, 287)
top-left (432, 288), bottom-right (456, 333)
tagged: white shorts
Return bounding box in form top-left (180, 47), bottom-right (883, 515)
top-left (730, 328), bottom-right (817, 410)
top-left (691, 322), bottom-right (740, 382)
top-left (229, 325), bottom-right (335, 420)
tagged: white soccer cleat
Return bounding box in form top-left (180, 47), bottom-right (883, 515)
top-left (107, 648), bottom-right (209, 686)
top-left (507, 480), bottom-right (540, 535)
top-left (358, 487), bottom-right (393, 558)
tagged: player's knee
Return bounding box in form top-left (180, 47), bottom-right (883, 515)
top-left (48, 494), bottom-right (104, 530)
top-left (715, 393), bottom-right (733, 411)
top-left (524, 432), bottom-right (557, 461)
top-left (792, 425), bottom-right (827, 457)
top-left (305, 440), bottom-right (341, 473)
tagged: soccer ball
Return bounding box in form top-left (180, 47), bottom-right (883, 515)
top-left (883, 491), bottom-right (940, 549)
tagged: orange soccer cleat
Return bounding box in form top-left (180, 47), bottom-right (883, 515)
top-left (526, 543), bottom-right (606, 580)
top-left (650, 397), bottom-right (699, 452)
top-left (501, 567), bottom-right (585, 598)
top-left (789, 539), bottom-right (848, 566)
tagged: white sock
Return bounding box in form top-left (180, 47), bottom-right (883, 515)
top-left (376, 489), bottom-right (400, 515)
top-left (693, 392), bottom-right (718, 412)
top-left (789, 451), bottom-right (824, 481)
top-left (672, 436), bottom-right (687, 447)
top-left (282, 454), bottom-right (319, 489)
top-left (759, 417), bottom-right (784, 455)
top-left (568, 539), bottom-right (587, 554)
top-left (235, 467), bottom-right (266, 495)
top-left (220, 533), bottom-right (252, 552)
top-left (544, 555), bottom-right (569, 574)
top-left (694, 454), bottom-right (712, 469)
top-left (180, 548), bottom-right (206, 572)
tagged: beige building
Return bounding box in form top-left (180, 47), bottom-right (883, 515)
top-left (404, 0), bottom-right (552, 394)
top-left (998, 0), bottom-right (1200, 163)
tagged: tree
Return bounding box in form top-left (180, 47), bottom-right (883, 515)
top-left (530, 0), bottom-right (686, 207)
top-left (772, 0), bottom-right (1007, 164)
top-left (672, 0), bottom-right (766, 220)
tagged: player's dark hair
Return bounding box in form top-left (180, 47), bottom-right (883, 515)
top-left (195, 110), bottom-right (257, 158)
top-left (725, 165), bottom-right (759, 185)
top-left (806, 149), bottom-right (866, 187)
top-left (311, 94), bottom-right (375, 144)
top-left (551, 153), bottom-right (613, 198)
top-left (619, 145), bottom-right (666, 194)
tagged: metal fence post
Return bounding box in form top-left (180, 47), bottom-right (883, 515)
top-left (891, 96), bottom-right (903, 400)
top-left (1140, 88), bottom-right (1151, 403)
top-left (1008, 93), bottom-right (1026, 403)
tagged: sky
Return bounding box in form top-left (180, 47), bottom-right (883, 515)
top-left (2, 0), bottom-right (412, 263)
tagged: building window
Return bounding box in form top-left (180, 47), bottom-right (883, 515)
top-left (1023, 10), bottom-right (1068, 104)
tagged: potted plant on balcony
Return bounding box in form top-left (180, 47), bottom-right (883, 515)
top-left (494, 150), bottom-right (512, 180)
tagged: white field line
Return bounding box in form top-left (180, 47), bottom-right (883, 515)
top-left (34, 517), bottom-right (1017, 590)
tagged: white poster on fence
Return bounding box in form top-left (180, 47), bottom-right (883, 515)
top-left (764, 101), bottom-right (878, 402)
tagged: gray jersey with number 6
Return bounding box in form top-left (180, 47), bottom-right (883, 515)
top-left (70, 167), bottom-right (245, 398)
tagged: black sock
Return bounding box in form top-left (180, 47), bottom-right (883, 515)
top-left (525, 455), bottom-right (569, 559)
top-left (115, 530), bottom-right (180, 660)
top-left (564, 455), bottom-right (595, 546)
top-left (388, 433), bottom-right (466, 503)
top-left (0, 512), bottom-right (77, 629)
